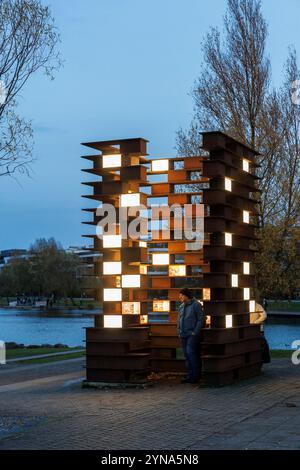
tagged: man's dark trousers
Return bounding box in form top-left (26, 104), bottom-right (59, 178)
top-left (181, 334), bottom-right (201, 381)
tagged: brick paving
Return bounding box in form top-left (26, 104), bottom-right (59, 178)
top-left (0, 358), bottom-right (299, 449)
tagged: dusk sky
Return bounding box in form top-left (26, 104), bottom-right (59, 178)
top-left (1, 0), bottom-right (300, 250)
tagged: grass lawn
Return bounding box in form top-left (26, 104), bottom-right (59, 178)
top-left (19, 351), bottom-right (85, 364)
top-left (6, 346), bottom-right (84, 360)
top-left (270, 349), bottom-right (292, 358)
top-left (268, 301), bottom-right (300, 312)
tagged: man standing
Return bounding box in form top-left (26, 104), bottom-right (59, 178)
top-left (177, 287), bottom-right (205, 384)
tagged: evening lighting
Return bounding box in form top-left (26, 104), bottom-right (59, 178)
top-left (104, 315), bottom-right (122, 328)
top-left (121, 275), bottom-right (141, 288)
top-left (103, 262), bottom-right (122, 275)
top-left (151, 159), bottom-right (169, 172)
top-left (102, 154), bottom-right (122, 168)
top-left (103, 288), bottom-right (122, 301)
top-left (152, 253), bottom-right (170, 265)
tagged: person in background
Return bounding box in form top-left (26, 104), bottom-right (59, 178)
top-left (250, 301), bottom-right (271, 364)
top-left (177, 287), bottom-right (205, 384)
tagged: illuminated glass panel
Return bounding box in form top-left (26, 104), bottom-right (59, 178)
top-left (243, 210), bottom-right (250, 224)
top-left (226, 315), bottom-right (233, 328)
top-left (231, 274), bottom-right (239, 287)
top-left (151, 159), bottom-right (169, 172)
top-left (244, 288), bottom-right (250, 300)
top-left (103, 235), bottom-right (122, 248)
top-left (102, 154), bottom-right (121, 168)
top-left (169, 265), bottom-right (186, 277)
top-left (121, 275), bottom-right (141, 288)
top-left (140, 315), bottom-right (148, 324)
top-left (249, 300), bottom-right (256, 312)
top-left (120, 193), bottom-right (140, 207)
top-left (243, 158), bottom-right (250, 172)
top-left (140, 265), bottom-right (147, 275)
top-left (153, 300), bottom-right (170, 312)
top-left (103, 288), bottom-right (122, 301)
top-left (104, 315), bottom-right (122, 328)
top-left (225, 233), bottom-right (232, 246)
top-left (122, 302), bottom-right (140, 315)
top-left (152, 253), bottom-right (170, 265)
top-left (103, 262), bottom-right (122, 275)
top-left (225, 177), bottom-right (232, 191)
top-left (203, 288), bottom-right (211, 301)
top-left (243, 262), bottom-right (250, 275)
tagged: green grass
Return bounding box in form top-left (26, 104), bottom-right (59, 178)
top-left (270, 349), bottom-right (293, 358)
top-left (268, 301), bottom-right (300, 312)
top-left (6, 346), bottom-right (84, 360)
top-left (0, 297), bottom-right (101, 309)
top-left (19, 351), bottom-right (85, 364)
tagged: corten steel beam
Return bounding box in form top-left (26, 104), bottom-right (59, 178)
top-left (82, 131), bottom-right (262, 386)
top-left (82, 138), bottom-right (151, 383)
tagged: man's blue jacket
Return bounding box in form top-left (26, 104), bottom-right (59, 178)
top-left (177, 298), bottom-right (205, 338)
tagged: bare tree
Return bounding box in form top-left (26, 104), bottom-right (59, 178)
top-left (0, 0), bottom-right (61, 177)
top-left (177, 0), bottom-right (300, 298)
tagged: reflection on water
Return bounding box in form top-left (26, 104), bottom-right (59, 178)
top-left (0, 309), bottom-right (94, 347)
top-left (0, 309), bottom-right (299, 349)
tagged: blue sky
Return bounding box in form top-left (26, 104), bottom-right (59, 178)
top-left (0, 0), bottom-right (300, 250)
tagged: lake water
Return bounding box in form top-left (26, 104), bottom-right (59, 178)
top-left (0, 309), bottom-right (299, 349)
top-left (0, 309), bottom-right (94, 347)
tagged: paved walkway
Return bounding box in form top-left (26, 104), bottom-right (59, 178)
top-left (0, 358), bottom-right (299, 449)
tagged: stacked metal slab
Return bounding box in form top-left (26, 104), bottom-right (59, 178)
top-left (81, 138), bottom-right (151, 383)
top-left (201, 131), bottom-right (262, 385)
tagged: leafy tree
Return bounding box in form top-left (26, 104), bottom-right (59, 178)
top-left (0, 238), bottom-right (83, 302)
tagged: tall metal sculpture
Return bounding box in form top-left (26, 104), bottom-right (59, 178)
top-left (82, 131), bottom-right (262, 386)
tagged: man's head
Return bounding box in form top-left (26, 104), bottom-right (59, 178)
top-left (179, 287), bottom-right (193, 303)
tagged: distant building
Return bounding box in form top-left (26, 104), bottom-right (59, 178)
top-left (66, 246), bottom-right (102, 298)
top-left (0, 249), bottom-right (29, 270)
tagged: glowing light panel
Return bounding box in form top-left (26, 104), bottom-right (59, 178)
top-left (169, 265), bottom-right (186, 277)
top-left (104, 315), bottom-right (122, 328)
top-left (151, 159), bottom-right (169, 172)
top-left (121, 275), bottom-right (141, 288)
top-left (225, 232), bottom-right (232, 246)
top-left (244, 288), bottom-right (250, 300)
top-left (231, 274), bottom-right (239, 287)
top-left (102, 154), bottom-right (121, 168)
top-left (243, 158), bottom-right (250, 172)
top-left (103, 262), bottom-right (122, 275)
top-left (243, 210), bottom-right (250, 224)
top-left (152, 253), bottom-right (170, 265)
top-left (103, 288), bottom-right (122, 301)
top-left (153, 300), bottom-right (170, 312)
top-left (225, 177), bottom-right (232, 191)
top-left (120, 193), bottom-right (140, 207)
top-left (243, 262), bottom-right (250, 275)
top-left (103, 235), bottom-right (122, 248)
top-left (226, 315), bottom-right (233, 328)
top-left (122, 302), bottom-right (140, 315)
